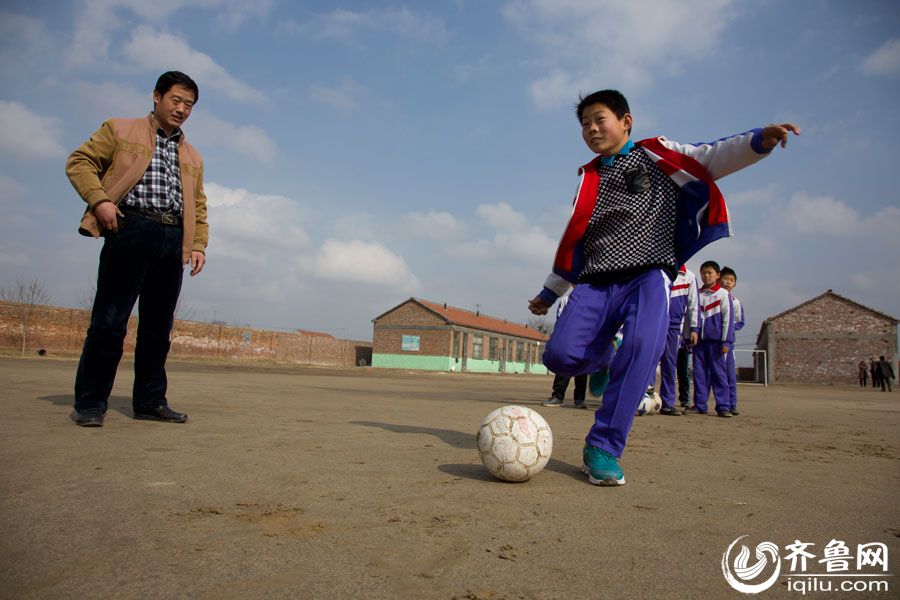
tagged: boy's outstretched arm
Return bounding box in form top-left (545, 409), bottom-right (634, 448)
top-left (758, 123), bottom-right (801, 150)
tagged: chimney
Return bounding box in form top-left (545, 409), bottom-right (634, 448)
top-left (443, 302), bottom-right (447, 309)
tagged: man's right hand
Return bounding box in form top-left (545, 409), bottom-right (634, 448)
top-left (93, 201), bottom-right (123, 233)
top-left (528, 296), bottom-right (550, 315)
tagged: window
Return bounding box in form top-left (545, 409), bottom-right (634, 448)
top-left (472, 335), bottom-right (483, 359)
top-left (401, 335), bottom-right (420, 351)
top-left (516, 341), bottom-right (524, 362)
top-left (489, 337), bottom-right (499, 360)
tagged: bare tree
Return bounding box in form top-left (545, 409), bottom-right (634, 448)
top-left (77, 277), bottom-right (96, 312)
top-left (174, 298), bottom-right (196, 322)
top-left (527, 316), bottom-right (553, 337)
top-left (1, 275), bottom-right (52, 356)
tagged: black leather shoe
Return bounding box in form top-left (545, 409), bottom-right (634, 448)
top-left (134, 405), bottom-right (188, 423)
top-left (74, 408), bottom-right (105, 427)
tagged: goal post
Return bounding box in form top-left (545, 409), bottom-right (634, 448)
top-left (733, 349), bottom-right (768, 386)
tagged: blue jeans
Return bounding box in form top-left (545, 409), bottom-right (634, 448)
top-left (74, 216), bottom-right (184, 412)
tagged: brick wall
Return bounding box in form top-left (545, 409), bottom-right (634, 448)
top-left (373, 301), bottom-right (451, 356)
top-left (0, 301), bottom-right (371, 367)
top-left (765, 294), bottom-right (896, 384)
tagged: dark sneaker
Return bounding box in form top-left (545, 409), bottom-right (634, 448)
top-left (134, 405), bottom-right (188, 423)
top-left (581, 445), bottom-right (625, 486)
top-left (74, 408), bottom-right (105, 427)
top-left (683, 406), bottom-right (705, 415)
top-left (717, 410), bottom-right (733, 418)
top-left (659, 406), bottom-right (682, 416)
top-left (541, 396), bottom-right (564, 407)
top-left (730, 408), bottom-right (740, 416)
top-left (573, 399), bottom-right (588, 409)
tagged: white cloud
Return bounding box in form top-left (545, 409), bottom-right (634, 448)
top-left (504, 0), bottom-right (739, 108)
top-left (475, 201), bottom-right (530, 231)
top-left (69, 81), bottom-right (149, 123)
top-left (0, 175), bottom-right (28, 204)
top-left (404, 211), bottom-right (466, 240)
top-left (0, 101), bottom-right (66, 159)
top-left (296, 7), bottom-right (450, 43)
top-left (850, 272), bottom-right (877, 292)
top-left (780, 192), bottom-right (900, 240)
top-left (189, 111), bottom-right (277, 164)
top-left (311, 239), bottom-right (421, 292)
top-left (860, 205), bottom-right (900, 242)
top-left (444, 202), bottom-right (556, 265)
top-left (782, 192), bottom-right (858, 236)
top-left (490, 226), bottom-right (557, 263)
top-left (212, 0), bottom-right (274, 31)
top-left (0, 246), bottom-right (28, 267)
top-left (726, 185), bottom-right (779, 208)
top-left (66, 0), bottom-right (272, 67)
top-left (860, 37), bottom-right (900, 77)
top-left (0, 11), bottom-right (54, 74)
top-left (204, 182), bottom-right (311, 264)
top-left (123, 27), bottom-right (264, 104)
top-left (308, 79), bottom-right (366, 111)
top-left (67, 82), bottom-right (275, 163)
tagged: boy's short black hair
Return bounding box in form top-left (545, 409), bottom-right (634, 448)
top-left (700, 260), bottom-right (721, 273)
top-left (720, 266), bottom-right (737, 280)
top-left (576, 90), bottom-right (631, 132)
top-left (155, 71), bottom-right (199, 103)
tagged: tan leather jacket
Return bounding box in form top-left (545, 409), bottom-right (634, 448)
top-left (66, 114), bottom-right (208, 262)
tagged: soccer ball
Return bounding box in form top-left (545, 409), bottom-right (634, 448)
top-left (636, 387), bottom-right (662, 416)
top-left (476, 406), bottom-right (553, 482)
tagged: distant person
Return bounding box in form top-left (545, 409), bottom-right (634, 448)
top-left (877, 356), bottom-right (895, 392)
top-left (658, 265), bottom-right (698, 416)
top-left (686, 260), bottom-right (734, 418)
top-left (719, 266), bottom-right (744, 416)
top-left (870, 357), bottom-right (881, 389)
top-left (66, 71), bottom-right (209, 427)
top-left (542, 294), bottom-right (588, 409)
top-left (858, 360), bottom-right (868, 388)
top-left (527, 88), bottom-right (799, 485)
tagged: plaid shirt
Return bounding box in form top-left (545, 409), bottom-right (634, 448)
top-left (121, 116), bottom-right (183, 214)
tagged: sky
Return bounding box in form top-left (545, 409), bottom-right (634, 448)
top-left (1, 0), bottom-right (899, 355)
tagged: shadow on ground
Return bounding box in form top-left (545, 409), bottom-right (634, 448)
top-left (351, 420), bottom-right (584, 482)
top-left (39, 394), bottom-right (133, 419)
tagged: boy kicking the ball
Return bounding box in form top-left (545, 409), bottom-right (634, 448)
top-left (528, 89), bottom-right (798, 486)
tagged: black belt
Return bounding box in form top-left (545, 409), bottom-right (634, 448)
top-left (120, 206), bottom-right (182, 226)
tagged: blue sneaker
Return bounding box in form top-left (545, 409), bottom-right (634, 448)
top-left (581, 445), bottom-right (625, 486)
top-left (588, 370), bottom-right (610, 397)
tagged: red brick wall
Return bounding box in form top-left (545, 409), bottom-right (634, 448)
top-left (373, 302), bottom-right (452, 356)
top-left (766, 295), bottom-right (896, 384)
top-left (0, 301), bottom-right (371, 367)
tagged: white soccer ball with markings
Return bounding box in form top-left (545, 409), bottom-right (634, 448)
top-left (636, 388), bottom-right (662, 416)
top-left (476, 406), bottom-right (553, 482)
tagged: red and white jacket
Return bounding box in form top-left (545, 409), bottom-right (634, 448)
top-left (538, 130), bottom-right (773, 304)
top-left (698, 284), bottom-right (734, 343)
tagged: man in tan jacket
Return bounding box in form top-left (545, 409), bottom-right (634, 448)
top-left (66, 71), bottom-right (208, 427)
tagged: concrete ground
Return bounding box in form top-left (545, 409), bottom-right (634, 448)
top-left (0, 356), bottom-right (897, 599)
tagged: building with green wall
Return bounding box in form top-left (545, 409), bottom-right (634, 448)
top-left (372, 298), bottom-right (549, 375)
